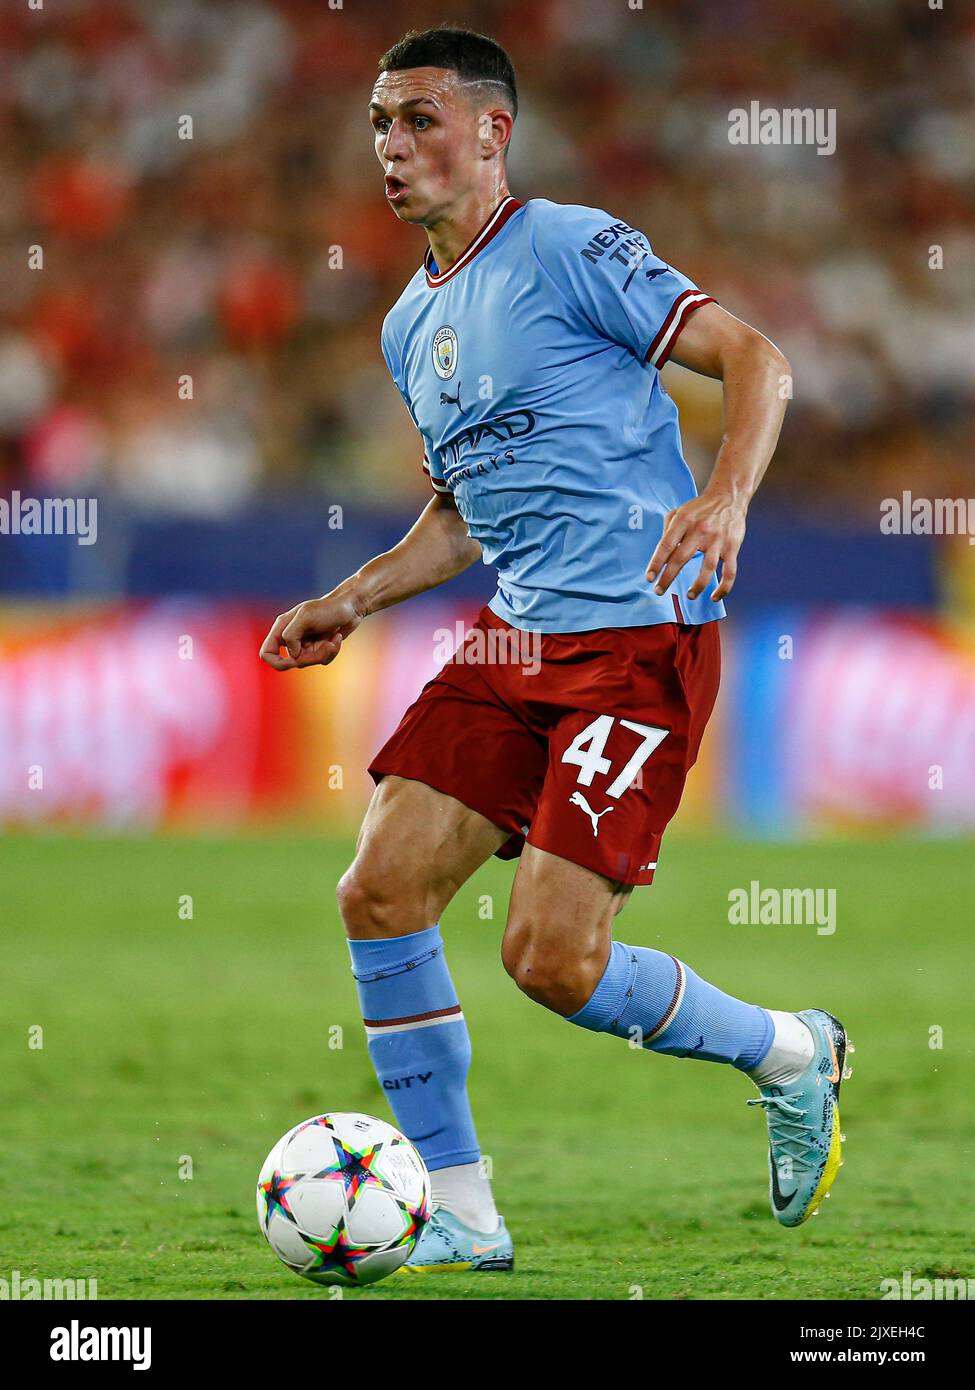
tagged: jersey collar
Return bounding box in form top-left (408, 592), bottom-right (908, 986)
top-left (423, 196), bottom-right (523, 288)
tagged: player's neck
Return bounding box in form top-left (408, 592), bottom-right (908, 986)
top-left (425, 184), bottom-right (511, 272)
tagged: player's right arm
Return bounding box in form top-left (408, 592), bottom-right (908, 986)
top-left (259, 492), bottom-right (479, 671)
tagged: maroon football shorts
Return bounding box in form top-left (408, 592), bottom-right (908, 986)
top-left (368, 607), bottom-right (720, 887)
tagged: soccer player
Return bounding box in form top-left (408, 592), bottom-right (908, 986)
top-left (260, 26), bottom-right (851, 1272)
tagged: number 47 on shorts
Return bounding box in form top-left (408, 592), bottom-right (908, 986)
top-left (560, 715), bottom-right (669, 797)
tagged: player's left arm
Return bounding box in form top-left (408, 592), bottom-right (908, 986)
top-left (646, 302), bottom-right (791, 601)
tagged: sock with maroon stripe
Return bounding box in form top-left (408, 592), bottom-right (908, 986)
top-left (567, 940), bottom-right (773, 1068)
top-left (347, 925), bottom-right (481, 1172)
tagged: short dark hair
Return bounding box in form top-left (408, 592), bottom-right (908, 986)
top-left (378, 25), bottom-right (518, 120)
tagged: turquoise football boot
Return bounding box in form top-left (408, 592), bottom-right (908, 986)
top-left (400, 1208), bottom-right (514, 1273)
top-left (747, 1008), bottom-right (853, 1228)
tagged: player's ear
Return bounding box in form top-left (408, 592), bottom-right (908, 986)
top-left (477, 108), bottom-right (513, 157)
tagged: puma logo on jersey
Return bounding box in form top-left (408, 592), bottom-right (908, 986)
top-left (439, 380), bottom-right (463, 408)
top-left (568, 791), bottom-right (614, 838)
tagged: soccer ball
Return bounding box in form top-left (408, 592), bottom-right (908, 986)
top-left (256, 1112), bottom-right (431, 1287)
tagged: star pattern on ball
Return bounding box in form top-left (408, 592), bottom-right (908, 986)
top-left (303, 1224), bottom-right (365, 1281)
top-left (259, 1170), bottom-right (300, 1227)
top-left (316, 1138), bottom-right (393, 1208)
top-left (394, 1194), bottom-right (428, 1243)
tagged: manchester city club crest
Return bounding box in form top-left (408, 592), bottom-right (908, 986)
top-left (432, 325), bottom-right (459, 380)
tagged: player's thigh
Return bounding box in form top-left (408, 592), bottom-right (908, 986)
top-left (339, 774), bottom-right (509, 939)
top-left (501, 843), bottom-right (631, 1013)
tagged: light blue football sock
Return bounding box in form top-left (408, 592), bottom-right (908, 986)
top-left (348, 925), bottom-right (480, 1172)
top-left (567, 940), bottom-right (773, 1069)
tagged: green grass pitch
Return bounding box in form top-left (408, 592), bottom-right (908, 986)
top-left (1, 832), bottom-right (971, 1301)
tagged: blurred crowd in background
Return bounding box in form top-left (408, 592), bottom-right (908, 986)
top-left (1, 0), bottom-right (973, 521)
top-left (1, 0), bottom-right (974, 832)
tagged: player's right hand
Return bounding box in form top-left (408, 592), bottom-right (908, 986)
top-left (259, 590), bottom-right (366, 671)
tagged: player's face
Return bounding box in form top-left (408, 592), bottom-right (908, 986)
top-left (369, 67), bottom-right (484, 224)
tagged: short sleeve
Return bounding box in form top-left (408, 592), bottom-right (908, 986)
top-left (421, 449), bottom-right (450, 495)
top-left (529, 202), bottom-right (715, 367)
top-left (381, 318), bottom-right (448, 495)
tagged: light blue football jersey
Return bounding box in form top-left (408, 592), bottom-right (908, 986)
top-left (380, 196), bottom-right (725, 633)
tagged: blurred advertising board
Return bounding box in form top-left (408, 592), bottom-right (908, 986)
top-left (1, 601), bottom-right (973, 835)
top-left (724, 609), bottom-right (975, 834)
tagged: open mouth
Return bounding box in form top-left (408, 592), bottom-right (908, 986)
top-left (384, 175), bottom-right (409, 202)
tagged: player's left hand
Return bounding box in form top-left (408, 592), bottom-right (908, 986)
top-left (645, 488), bottom-right (746, 602)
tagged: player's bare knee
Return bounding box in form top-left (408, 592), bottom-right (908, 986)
top-left (337, 855), bottom-right (454, 939)
top-left (500, 923), bottom-right (525, 983)
top-left (507, 951), bottom-right (563, 1010)
top-left (337, 862), bottom-right (414, 938)
top-left (503, 929), bottom-right (592, 1015)
top-left (336, 866), bottom-right (380, 934)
